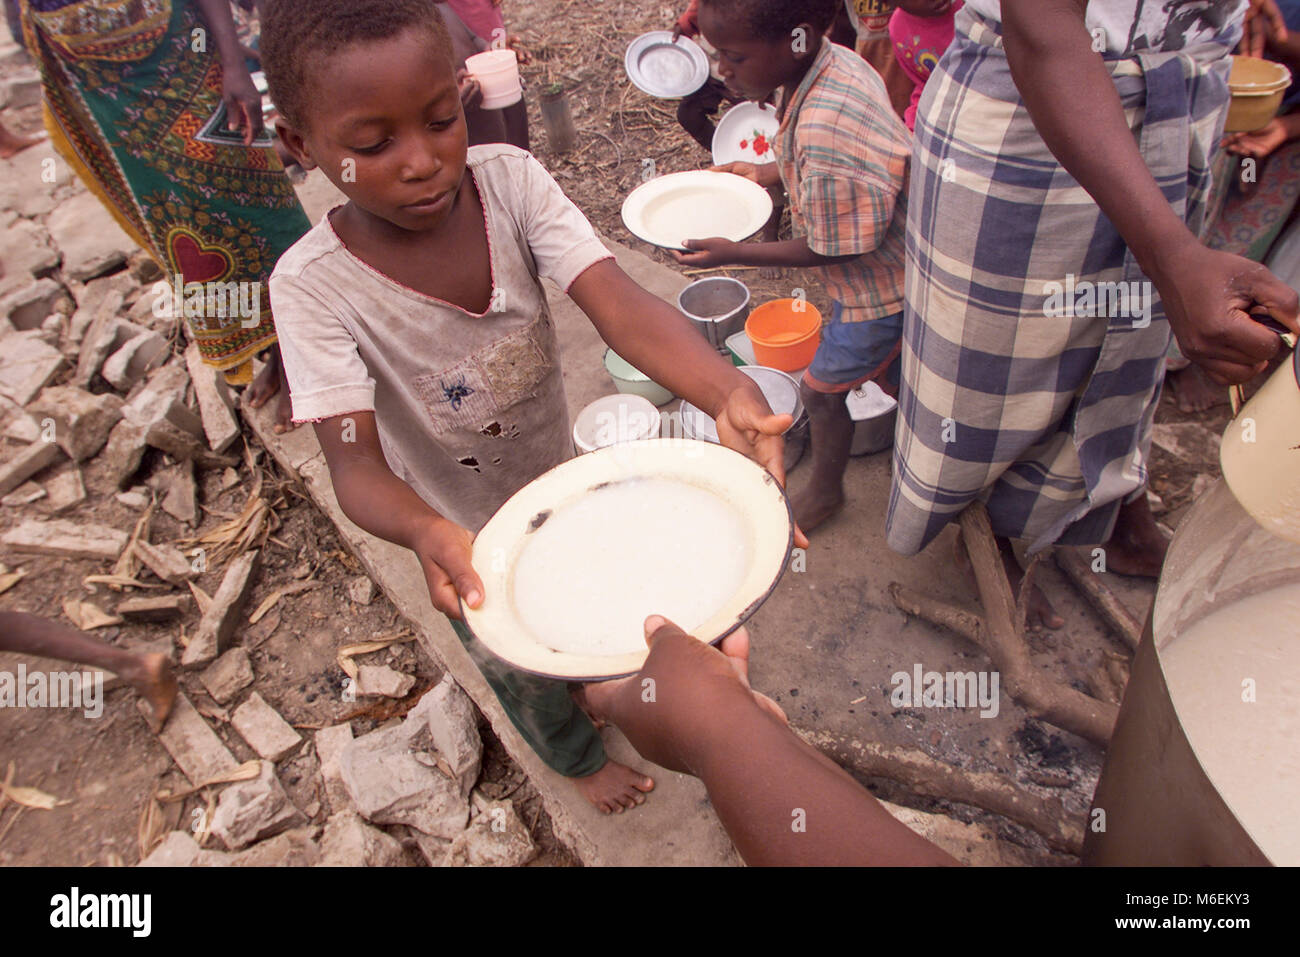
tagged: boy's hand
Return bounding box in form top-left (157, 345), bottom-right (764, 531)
top-left (1223, 119), bottom-right (1289, 158)
top-left (714, 383), bottom-right (810, 548)
top-left (456, 68), bottom-right (484, 111)
top-left (1151, 242), bottom-right (1299, 384)
top-left (673, 237), bottom-right (742, 267)
top-left (711, 161), bottom-right (781, 189)
top-left (412, 517), bottom-right (485, 620)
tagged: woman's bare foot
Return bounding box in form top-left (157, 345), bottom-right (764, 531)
top-left (790, 482), bottom-right (845, 534)
top-left (572, 760), bottom-right (654, 815)
top-left (0, 122), bottom-right (47, 159)
top-left (247, 345), bottom-right (296, 433)
top-left (1167, 364), bottom-right (1224, 413)
top-left (123, 653), bottom-right (178, 733)
top-left (1102, 495), bottom-right (1169, 578)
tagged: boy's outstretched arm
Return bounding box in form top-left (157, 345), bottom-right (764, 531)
top-left (1000, 0), bottom-right (1298, 384)
top-left (313, 412), bottom-right (483, 618)
top-left (581, 616), bottom-right (959, 866)
top-left (569, 260), bottom-right (801, 493)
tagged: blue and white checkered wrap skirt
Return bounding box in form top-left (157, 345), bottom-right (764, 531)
top-left (886, 7), bottom-right (1235, 556)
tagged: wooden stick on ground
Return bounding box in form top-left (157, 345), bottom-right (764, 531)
top-left (888, 503), bottom-right (1118, 747)
top-left (795, 727), bottom-right (1084, 854)
top-left (1053, 548), bottom-right (1144, 651)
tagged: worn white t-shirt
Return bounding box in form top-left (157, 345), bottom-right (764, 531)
top-left (270, 144), bottom-right (613, 531)
top-left (963, 0), bottom-right (1247, 55)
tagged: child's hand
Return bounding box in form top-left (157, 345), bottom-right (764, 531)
top-left (456, 68), bottom-right (484, 111)
top-left (673, 237), bottom-right (742, 267)
top-left (1223, 119), bottom-right (1289, 158)
top-left (711, 161), bottom-right (781, 188)
top-left (507, 36), bottom-right (532, 66)
top-left (413, 517), bottom-right (485, 620)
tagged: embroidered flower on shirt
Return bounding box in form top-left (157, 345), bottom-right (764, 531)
top-left (440, 376), bottom-right (476, 412)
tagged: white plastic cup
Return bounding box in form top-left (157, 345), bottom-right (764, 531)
top-left (466, 49), bottom-right (522, 110)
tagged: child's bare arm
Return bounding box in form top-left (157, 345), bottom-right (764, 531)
top-left (1000, 0), bottom-right (1298, 384)
top-left (673, 235), bottom-right (860, 269)
top-left (568, 260), bottom-right (805, 507)
top-left (313, 412), bottom-right (483, 618)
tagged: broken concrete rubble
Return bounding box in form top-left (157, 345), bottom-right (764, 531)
top-left (409, 675), bottom-right (482, 799)
top-left (440, 798), bottom-right (538, 867)
top-left (0, 330), bottom-right (65, 405)
top-left (200, 647), bottom-right (255, 705)
top-left (317, 810), bottom-right (408, 867)
top-left (117, 594), bottom-right (189, 623)
top-left (1, 517), bottom-right (127, 561)
top-left (45, 189), bottom-right (136, 282)
top-left (0, 218), bottom-right (59, 299)
top-left (1, 481), bottom-right (44, 506)
top-left (147, 691), bottom-right (239, 787)
top-left (181, 550), bottom-right (258, 667)
top-left (184, 342), bottom-right (241, 452)
top-left (156, 459), bottom-right (197, 525)
top-left (0, 438), bottom-right (63, 496)
top-left (44, 466), bottom-right (85, 513)
top-left (354, 663), bottom-right (415, 699)
top-left (27, 385), bottom-right (123, 461)
top-left (230, 691), bottom-right (302, 761)
top-left (314, 723), bottom-right (354, 814)
top-left (348, 574), bottom-right (376, 605)
top-left (337, 721), bottom-right (469, 840)
top-left (210, 760), bottom-right (307, 851)
top-left (0, 278), bottom-right (64, 331)
top-left (101, 329), bottom-right (168, 392)
top-left (132, 538), bottom-right (193, 585)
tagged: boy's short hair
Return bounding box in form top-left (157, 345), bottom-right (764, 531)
top-left (261, 0), bottom-right (455, 129)
top-left (699, 0), bottom-right (838, 42)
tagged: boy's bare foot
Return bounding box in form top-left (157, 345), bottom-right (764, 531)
top-left (1101, 495), bottom-right (1169, 578)
top-left (572, 760), bottom-right (654, 815)
top-left (247, 345), bottom-right (296, 433)
top-left (1167, 364), bottom-right (1224, 413)
top-left (790, 482), bottom-right (845, 534)
top-left (0, 125), bottom-right (47, 159)
top-left (125, 653), bottom-right (178, 733)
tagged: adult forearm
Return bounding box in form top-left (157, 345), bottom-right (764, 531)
top-left (690, 709), bottom-right (958, 866)
top-left (1001, 0), bottom-right (1199, 275)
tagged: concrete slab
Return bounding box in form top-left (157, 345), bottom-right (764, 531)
top-left (245, 231), bottom-right (1142, 864)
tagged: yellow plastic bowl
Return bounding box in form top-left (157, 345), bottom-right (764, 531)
top-left (1225, 56), bottom-right (1292, 133)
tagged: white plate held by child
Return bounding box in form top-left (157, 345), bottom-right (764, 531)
top-left (621, 170), bottom-right (773, 251)
top-left (712, 102), bottom-right (780, 166)
top-left (460, 438), bottom-right (793, 680)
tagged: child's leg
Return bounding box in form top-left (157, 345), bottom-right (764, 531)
top-left (676, 77), bottom-right (727, 152)
top-left (795, 305), bottom-right (904, 533)
top-left (450, 619), bottom-right (654, 813)
top-left (0, 612), bottom-right (177, 730)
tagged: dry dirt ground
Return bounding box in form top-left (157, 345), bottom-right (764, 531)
top-left (0, 0), bottom-right (1245, 867)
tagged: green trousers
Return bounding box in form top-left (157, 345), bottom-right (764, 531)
top-left (449, 618), bottom-right (606, 778)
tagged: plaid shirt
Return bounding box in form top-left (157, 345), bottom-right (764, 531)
top-left (775, 38), bottom-right (910, 322)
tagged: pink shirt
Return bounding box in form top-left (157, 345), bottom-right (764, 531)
top-left (889, 2), bottom-right (962, 131)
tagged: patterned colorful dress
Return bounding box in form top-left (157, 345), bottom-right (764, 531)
top-left (20, 0), bottom-right (310, 385)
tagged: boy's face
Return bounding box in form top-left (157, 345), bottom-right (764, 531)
top-left (697, 6), bottom-right (813, 101)
top-left (277, 26), bottom-right (467, 233)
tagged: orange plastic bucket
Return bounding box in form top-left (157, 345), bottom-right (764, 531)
top-left (745, 299), bottom-right (822, 371)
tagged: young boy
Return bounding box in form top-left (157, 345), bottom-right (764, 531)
top-left (675, 0), bottom-right (911, 535)
top-left (258, 0), bottom-right (794, 815)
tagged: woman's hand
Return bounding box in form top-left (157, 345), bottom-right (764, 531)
top-left (412, 517), bottom-right (485, 620)
top-left (221, 62), bottom-right (265, 146)
top-left (711, 160), bottom-right (781, 188)
top-left (1151, 241), bottom-right (1299, 384)
top-left (1241, 0), bottom-right (1288, 57)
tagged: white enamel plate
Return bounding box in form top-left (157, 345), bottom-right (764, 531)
top-left (621, 170), bottom-right (774, 251)
top-left (624, 31), bottom-right (710, 98)
top-left (460, 439), bottom-right (794, 680)
top-left (712, 101), bottom-right (780, 166)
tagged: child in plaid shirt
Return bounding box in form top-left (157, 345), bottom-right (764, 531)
top-left (677, 0), bottom-right (911, 534)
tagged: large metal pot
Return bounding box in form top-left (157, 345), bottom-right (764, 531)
top-left (1084, 479), bottom-right (1300, 865)
top-left (677, 277), bottom-right (751, 352)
